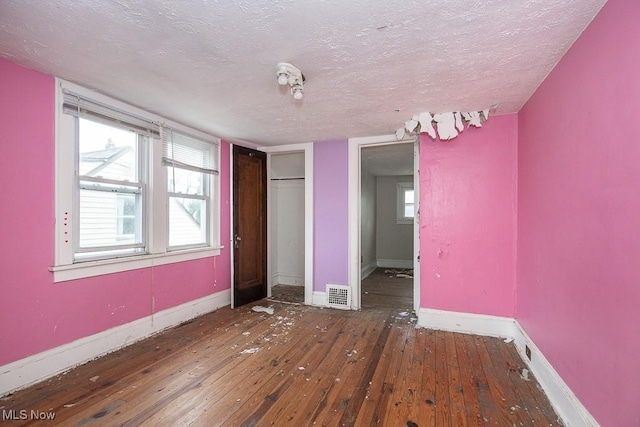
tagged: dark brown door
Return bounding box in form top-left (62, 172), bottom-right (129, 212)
top-left (233, 145), bottom-right (267, 307)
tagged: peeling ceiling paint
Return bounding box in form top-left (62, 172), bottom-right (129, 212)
top-left (0, 0), bottom-right (606, 146)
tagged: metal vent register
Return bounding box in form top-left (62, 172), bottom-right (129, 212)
top-left (326, 284), bottom-right (351, 309)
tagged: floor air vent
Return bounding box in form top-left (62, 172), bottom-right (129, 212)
top-left (326, 284), bottom-right (351, 309)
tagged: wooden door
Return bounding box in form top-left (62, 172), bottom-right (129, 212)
top-left (233, 145), bottom-right (267, 307)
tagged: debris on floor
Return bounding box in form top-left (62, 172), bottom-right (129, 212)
top-left (240, 348), bottom-right (260, 354)
top-left (89, 375), bottom-right (100, 382)
top-left (520, 368), bottom-right (530, 381)
top-left (252, 305), bottom-right (274, 315)
top-left (503, 337), bottom-right (514, 343)
top-left (384, 269), bottom-right (414, 279)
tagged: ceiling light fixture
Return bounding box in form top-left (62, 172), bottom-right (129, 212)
top-left (276, 62), bottom-right (305, 101)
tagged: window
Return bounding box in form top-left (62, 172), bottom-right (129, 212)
top-left (77, 118), bottom-right (145, 258)
top-left (162, 128), bottom-right (218, 249)
top-left (397, 182), bottom-right (415, 224)
top-left (403, 188), bottom-right (415, 218)
top-left (168, 167), bottom-right (207, 247)
top-left (53, 80), bottom-right (221, 282)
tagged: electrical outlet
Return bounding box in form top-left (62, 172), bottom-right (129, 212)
top-left (525, 345), bottom-right (532, 361)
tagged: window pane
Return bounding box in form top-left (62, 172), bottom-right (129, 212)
top-left (118, 217), bottom-right (135, 235)
top-left (167, 166), bottom-right (204, 195)
top-left (404, 204), bottom-right (414, 218)
top-left (117, 195), bottom-right (136, 238)
top-left (79, 185), bottom-right (142, 248)
top-left (404, 189), bottom-right (414, 204)
top-left (169, 197), bottom-right (205, 246)
top-left (79, 118), bottom-right (138, 182)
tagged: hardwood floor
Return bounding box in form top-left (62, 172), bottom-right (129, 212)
top-left (362, 268), bottom-right (414, 310)
top-left (269, 285), bottom-right (304, 304)
top-left (1, 302), bottom-right (560, 426)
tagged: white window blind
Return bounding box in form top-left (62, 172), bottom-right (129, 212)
top-left (161, 127), bottom-right (219, 175)
top-left (62, 90), bottom-right (160, 137)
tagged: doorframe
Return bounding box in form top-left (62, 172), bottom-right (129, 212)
top-left (348, 135), bottom-right (420, 312)
top-left (260, 143), bottom-right (314, 306)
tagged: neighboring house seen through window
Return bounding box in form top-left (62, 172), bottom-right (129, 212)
top-left (116, 194), bottom-right (136, 240)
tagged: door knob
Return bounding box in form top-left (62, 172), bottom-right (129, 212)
top-left (234, 235), bottom-right (242, 248)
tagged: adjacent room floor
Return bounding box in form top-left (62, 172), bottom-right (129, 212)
top-left (362, 268), bottom-right (414, 310)
top-left (269, 268), bottom-right (415, 310)
top-left (1, 302), bottom-right (560, 426)
top-left (269, 284), bottom-right (304, 305)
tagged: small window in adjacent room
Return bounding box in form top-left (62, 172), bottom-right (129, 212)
top-left (397, 182), bottom-right (415, 224)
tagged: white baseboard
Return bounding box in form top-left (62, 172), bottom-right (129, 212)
top-left (377, 259), bottom-right (413, 269)
top-left (312, 291), bottom-right (326, 307)
top-left (273, 273), bottom-right (304, 286)
top-left (514, 321), bottom-right (599, 427)
top-left (0, 289), bottom-right (230, 396)
top-left (416, 308), bottom-right (597, 426)
top-left (361, 261), bottom-right (377, 279)
top-left (417, 308), bottom-right (516, 338)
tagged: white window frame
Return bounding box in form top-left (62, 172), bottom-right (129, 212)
top-left (52, 79), bottom-right (221, 282)
top-left (396, 182), bottom-right (415, 224)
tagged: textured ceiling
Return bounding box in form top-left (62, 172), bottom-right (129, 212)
top-left (0, 0), bottom-right (606, 146)
top-left (362, 143), bottom-right (414, 176)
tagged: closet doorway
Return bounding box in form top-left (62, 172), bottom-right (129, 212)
top-left (269, 152), bottom-right (306, 304)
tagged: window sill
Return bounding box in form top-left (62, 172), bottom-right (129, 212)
top-left (50, 246), bottom-right (223, 283)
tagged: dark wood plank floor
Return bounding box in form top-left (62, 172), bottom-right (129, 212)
top-left (0, 302), bottom-right (560, 426)
top-left (362, 268), bottom-right (414, 310)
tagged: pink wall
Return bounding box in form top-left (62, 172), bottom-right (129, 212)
top-left (419, 115), bottom-right (518, 317)
top-left (516, 1), bottom-right (640, 425)
top-left (313, 140), bottom-right (349, 292)
top-left (0, 59), bottom-right (231, 366)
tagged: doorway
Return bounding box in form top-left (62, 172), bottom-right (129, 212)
top-left (348, 137), bottom-right (420, 312)
top-left (268, 152), bottom-right (305, 304)
top-left (262, 143), bottom-right (314, 305)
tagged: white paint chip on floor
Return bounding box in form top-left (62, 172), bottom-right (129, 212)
top-left (252, 306), bottom-right (274, 315)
